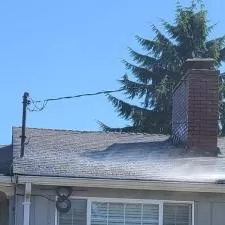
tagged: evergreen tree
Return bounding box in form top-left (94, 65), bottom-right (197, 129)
top-left (100, 1), bottom-right (225, 134)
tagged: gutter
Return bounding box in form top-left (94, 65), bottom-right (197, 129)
top-left (17, 175), bottom-right (225, 193)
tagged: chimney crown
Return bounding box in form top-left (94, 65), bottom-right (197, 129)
top-left (183, 58), bottom-right (215, 71)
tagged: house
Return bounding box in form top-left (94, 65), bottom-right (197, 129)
top-left (1, 58), bottom-right (225, 225)
top-left (0, 145), bottom-right (13, 225)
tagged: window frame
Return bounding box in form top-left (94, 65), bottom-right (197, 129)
top-left (55, 196), bottom-right (194, 225)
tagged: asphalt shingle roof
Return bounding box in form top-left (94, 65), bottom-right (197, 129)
top-left (0, 145), bottom-right (12, 175)
top-left (12, 127), bottom-right (225, 183)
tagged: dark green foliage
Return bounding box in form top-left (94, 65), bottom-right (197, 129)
top-left (103, 1), bottom-right (225, 134)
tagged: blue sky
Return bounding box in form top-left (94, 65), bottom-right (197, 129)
top-left (1, 0), bottom-right (225, 144)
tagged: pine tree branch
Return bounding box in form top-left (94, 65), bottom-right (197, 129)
top-left (152, 25), bottom-right (175, 48)
top-left (128, 48), bottom-right (157, 68)
top-left (135, 36), bottom-right (156, 52)
top-left (107, 95), bottom-right (169, 133)
top-left (98, 121), bottom-right (138, 133)
top-left (137, 26), bottom-right (180, 67)
top-left (122, 60), bottom-right (158, 83)
top-left (136, 32), bottom-right (176, 58)
top-left (107, 95), bottom-right (141, 120)
top-left (120, 74), bottom-right (153, 100)
top-left (107, 95), bottom-right (154, 121)
top-left (161, 19), bottom-right (178, 39)
top-left (204, 36), bottom-right (225, 65)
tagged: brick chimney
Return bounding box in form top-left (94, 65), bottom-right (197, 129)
top-left (171, 58), bottom-right (219, 154)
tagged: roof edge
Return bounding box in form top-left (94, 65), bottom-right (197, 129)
top-left (17, 175), bottom-right (225, 193)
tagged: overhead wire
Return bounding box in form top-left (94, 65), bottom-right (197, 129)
top-left (19, 87), bottom-right (151, 146)
top-left (27, 97), bottom-right (48, 112)
top-left (24, 71), bottom-right (225, 112)
top-left (26, 78), bottom-right (185, 112)
top-left (27, 88), bottom-right (125, 112)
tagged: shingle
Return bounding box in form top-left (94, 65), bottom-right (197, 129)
top-left (0, 145), bottom-right (13, 175)
top-left (12, 127), bottom-right (225, 183)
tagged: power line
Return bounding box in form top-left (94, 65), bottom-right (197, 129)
top-left (36, 88), bottom-right (124, 102)
top-left (27, 88), bottom-right (124, 112)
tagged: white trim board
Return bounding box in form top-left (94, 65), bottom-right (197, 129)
top-left (55, 196), bottom-right (194, 225)
top-left (72, 196), bottom-right (194, 204)
top-left (18, 175), bottom-right (225, 193)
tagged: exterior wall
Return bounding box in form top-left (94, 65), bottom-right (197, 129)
top-left (14, 184), bottom-right (225, 225)
top-left (14, 187), bottom-right (56, 225)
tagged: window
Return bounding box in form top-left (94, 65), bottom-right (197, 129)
top-left (163, 203), bottom-right (192, 225)
top-left (91, 202), bottom-right (159, 225)
top-left (58, 199), bottom-right (87, 225)
top-left (58, 198), bottom-right (193, 225)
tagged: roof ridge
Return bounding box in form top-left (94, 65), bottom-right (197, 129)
top-left (12, 126), bottom-right (163, 136)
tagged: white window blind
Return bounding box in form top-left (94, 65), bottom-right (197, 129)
top-left (58, 199), bottom-right (87, 225)
top-left (91, 202), bottom-right (159, 225)
top-left (58, 199), bottom-right (192, 225)
top-left (163, 203), bottom-right (192, 225)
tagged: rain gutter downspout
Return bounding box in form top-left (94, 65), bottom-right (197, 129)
top-left (23, 183), bottom-right (31, 225)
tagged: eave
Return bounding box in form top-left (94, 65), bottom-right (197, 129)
top-left (17, 175), bottom-right (225, 193)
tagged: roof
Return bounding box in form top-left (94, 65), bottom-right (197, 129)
top-left (0, 145), bottom-right (13, 175)
top-left (12, 127), bottom-right (225, 183)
